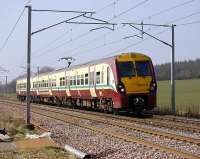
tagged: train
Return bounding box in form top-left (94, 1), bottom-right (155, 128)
top-left (16, 52), bottom-right (157, 114)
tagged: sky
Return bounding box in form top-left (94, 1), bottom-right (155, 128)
top-left (0, 0), bottom-right (200, 81)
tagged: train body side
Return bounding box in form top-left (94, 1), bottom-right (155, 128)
top-left (16, 52), bottom-right (157, 113)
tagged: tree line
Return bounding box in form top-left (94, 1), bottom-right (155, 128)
top-left (155, 58), bottom-right (200, 80)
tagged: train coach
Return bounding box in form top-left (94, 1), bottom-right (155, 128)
top-left (16, 52), bottom-right (157, 114)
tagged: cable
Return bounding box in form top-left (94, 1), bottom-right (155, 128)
top-left (0, 7), bottom-right (25, 54)
top-left (167, 11), bottom-right (200, 24)
top-left (32, 0), bottom-right (120, 57)
top-left (38, 0), bottom-right (195, 59)
top-left (32, 29), bottom-right (71, 54)
top-left (139, 0), bottom-right (196, 21)
top-left (112, 0), bottom-right (149, 20)
top-left (96, 0), bottom-right (120, 13)
top-left (177, 20), bottom-right (200, 26)
top-left (63, 9), bottom-right (200, 61)
top-left (71, 38), bottom-right (123, 57)
top-left (34, 0), bottom-right (198, 65)
top-left (102, 11), bottom-right (200, 58)
top-left (33, 0), bottom-right (150, 58)
top-left (72, 10), bottom-right (200, 60)
top-left (25, 0), bottom-right (31, 5)
top-left (32, 31), bottom-right (90, 59)
top-left (57, 0), bottom-right (197, 58)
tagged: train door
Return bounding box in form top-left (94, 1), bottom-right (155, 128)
top-left (89, 66), bottom-right (97, 97)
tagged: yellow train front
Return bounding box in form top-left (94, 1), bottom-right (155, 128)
top-left (114, 53), bottom-right (157, 114)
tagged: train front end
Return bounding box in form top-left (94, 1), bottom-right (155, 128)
top-left (115, 53), bottom-right (157, 113)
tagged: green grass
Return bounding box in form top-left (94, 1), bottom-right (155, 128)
top-left (156, 79), bottom-right (200, 117)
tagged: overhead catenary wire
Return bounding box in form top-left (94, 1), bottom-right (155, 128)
top-left (101, 12), bottom-right (200, 58)
top-left (33, 0), bottom-right (199, 67)
top-left (32, 0), bottom-right (121, 56)
top-left (138, 0), bottom-right (196, 21)
top-left (62, 10), bottom-right (200, 61)
top-left (0, 7), bottom-right (26, 54)
top-left (36, 0), bottom-right (196, 60)
top-left (55, 0), bottom-right (198, 59)
top-left (66, 9), bottom-right (200, 62)
top-left (33, 0), bottom-right (150, 59)
top-left (96, 0), bottom-right (120, 13)
top-left (177, 20), bottom-right (200, 26)
top-left (167, 11), bottom-right (200, 24)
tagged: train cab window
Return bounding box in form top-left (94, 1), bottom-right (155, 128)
top-left (96, 72), bottom-right (100, 84)
top-left (135, 61), bottom-right (151, 76)
top-left (85, 73), bottom-right (88, 85)
top-left (117, 61), bottom-right (136, 77)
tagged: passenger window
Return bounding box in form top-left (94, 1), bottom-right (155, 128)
top-left (77, 75), bottom-right (80, 85)
top-left (73, 76), bottom-right (76, 85)
top-left (81, 75), bottom-right (84, 85)
top-left (96, 72), bottom-right (100, 84)
top-left (70, 76), bottom-right (73, 86)
top-left (85, 73), bottom-right (88, 85)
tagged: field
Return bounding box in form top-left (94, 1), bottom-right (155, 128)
top-left (156, 79), bottom-right (200, 117)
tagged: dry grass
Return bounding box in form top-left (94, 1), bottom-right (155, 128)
top-left (0, 106), bottom-right (76, 159)
top-left (0, 147), bottom-right (76, 159)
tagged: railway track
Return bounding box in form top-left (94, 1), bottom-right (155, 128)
top-left (154, 115), bottom-right (200, 127)
top-left (1, 97), bottom-right (200, 133)
top-left (32, 104), bottom-right (200, 144)
top-left (0, 99), bottom-right (200, 159)
top-left (1, 98), bottom-right (200, 135)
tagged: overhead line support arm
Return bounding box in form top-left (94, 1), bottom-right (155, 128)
top-left (128, 24), bottom-right (172, 47)
top-left (32, 9), bottom-right (95, 14)
top-left (31, 13), bottom-right (86, 35)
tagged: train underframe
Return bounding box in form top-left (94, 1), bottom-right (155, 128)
top-left (17, 93), bottom-right (156, 115)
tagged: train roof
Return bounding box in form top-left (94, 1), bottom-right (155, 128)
top-left (17, 52), bottom-right (149, 81)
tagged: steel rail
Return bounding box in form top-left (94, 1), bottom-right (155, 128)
top-left (1, 98), bottom-right (200, 132)
top-left (31, 104), bottom-right (200, 145)
top-left (1, 99), bottom-right (200, 159)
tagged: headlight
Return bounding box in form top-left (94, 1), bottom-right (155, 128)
top-left (150, 82), bottom-right (157, 92)
top-left (117, 82), bottom-right (126, 93)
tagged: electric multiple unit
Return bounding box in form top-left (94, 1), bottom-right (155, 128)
top-left (16, 52), bottom-right (157, 114)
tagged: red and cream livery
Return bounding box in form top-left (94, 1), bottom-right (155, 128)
top-left (16, 52), bottom-right (157, 114)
